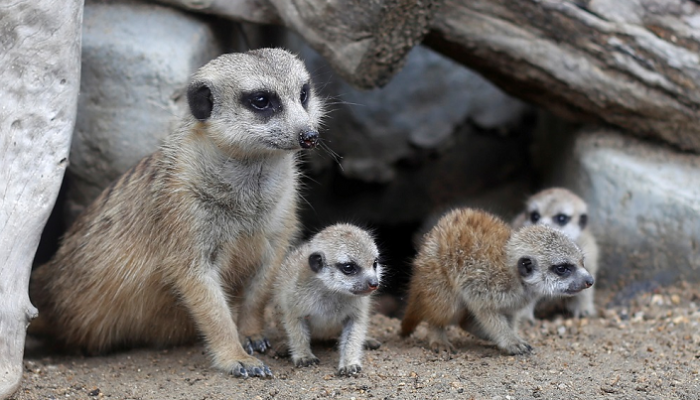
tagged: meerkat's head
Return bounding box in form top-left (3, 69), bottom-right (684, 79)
top-left (306, 224), bottom-right (382, 297)
top-left (521, 188), bottom-right (589, 241)
top-left (186, 48), bottom-right (325, 156)
top-left (507, 225), bottom-right (593, 298)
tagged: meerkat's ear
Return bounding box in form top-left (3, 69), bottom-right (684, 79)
top-left (308, 252), bottom-right (325, 273)
top-left (187, 81), bottom-right (213, 121)
top-left (579, 214), bottom-right (588, 230)
top-left (517, 257), bottom-right (536, 277)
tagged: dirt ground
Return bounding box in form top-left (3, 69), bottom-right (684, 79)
top-left (11, 284), bottom-right (700, 400)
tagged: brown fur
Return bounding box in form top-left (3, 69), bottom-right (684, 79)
top-left (401, 208), bottom-right (591, 355)
top-left (29, 48), bottom-right (325, 378)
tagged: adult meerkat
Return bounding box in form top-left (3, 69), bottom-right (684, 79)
top-left (274, 223), bottom-right (382, 376)
top-left (512, 188), bottom-right (599, 319)
top-left (29, 48), bottom-right (325, 378)
top-left (400, 208), bottom-right (593, 355)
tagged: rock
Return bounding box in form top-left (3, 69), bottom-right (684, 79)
top-left (552, 129), bottom-right (700, 288)
top-left (66, 0), bottom-right (224, 223)
top-left (0, 0), bottom-right (82, 397)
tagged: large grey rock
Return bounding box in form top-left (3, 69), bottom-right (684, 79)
top-left (554, 129), bottom-right (700, 289)
top-left (0, 0), bottom-right (82, 396)
top-left (66, 1), bottom-right (224, 222)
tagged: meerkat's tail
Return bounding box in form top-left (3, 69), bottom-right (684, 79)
top-left (26, 266), bottom-right (55, 338)
top-left (400, 299), bottom-right (421, 337)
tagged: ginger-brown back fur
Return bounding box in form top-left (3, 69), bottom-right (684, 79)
top-left (401, 208), bottom-right (513, 336)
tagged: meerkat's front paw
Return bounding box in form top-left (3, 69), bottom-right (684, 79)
top-left (364, 337), bottom-right (381, 350)
top-left (501, 340), bottom-right (533, 355)
top-left (338, 364), bottom-right (362, 376)
top-left (220, 355), bottom-right (273, 379)
top-left (292, 354), bottom-right (320, 367)
top-left (243, 335), bottom-right (271, 355)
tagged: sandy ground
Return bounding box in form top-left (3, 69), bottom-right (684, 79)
top-left (11, 284), bottom-right (700, 400)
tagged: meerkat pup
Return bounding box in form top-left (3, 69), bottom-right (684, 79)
top-left (400, 208), bottom-right (593, 355)
top-left (512, 188), bottom-right (599, 319)
top-left (29, 48), bottom-right (325, 378)
top-left (274, 223), bottom-right (382, 376)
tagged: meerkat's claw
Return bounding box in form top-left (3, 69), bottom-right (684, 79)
top-left (364, 337), bottom-right (381, 350)
top-left (293, 355), bottom-right (320, 367)
top-left (338, 364), bottom-right (362, 376)
top-left (231, 364), bottom-right (248, 379)
top-left (244, 336), bottom-right (270, 355)
top-left (503, 341), bottom-right (533, 355)
top-left (230, 360), bottom-right (273, 379)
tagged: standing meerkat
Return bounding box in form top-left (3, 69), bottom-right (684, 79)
top-left (274, 223), bottom-right (382, 376)
top-left (512, 188), bottom-right (599, 319)
top-left (29, 48), bottom-right (325, 378)
top-left (400, 208), bottom-right (593, 355)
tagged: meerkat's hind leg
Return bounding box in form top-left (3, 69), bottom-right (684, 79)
top-left (472, 309), bottom-right (532, 355)
top-left (427, 324), bottom-right (456, 356)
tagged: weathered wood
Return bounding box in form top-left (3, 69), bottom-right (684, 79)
top-left (0, 0), bottom-right (83, 397)
top-left (152, 0), bottom-right (439, 89)
top-left (426, 0), bottom-right (700, 152)
top-left (270, 0), bottom-right (438, 88)
top-left (154, 0), bottom-right (281, 25)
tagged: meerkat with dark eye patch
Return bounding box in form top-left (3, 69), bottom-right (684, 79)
top-left (29, 48), bottom-right (325, 379)
top-left (512, 188), bottom-right (599, 320)
top-left (400, 208), bottom-right (593, 355)
top-left (273, 223), bottom-right (382, 376)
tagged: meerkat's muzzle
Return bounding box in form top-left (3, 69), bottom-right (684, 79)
top-left (299, 130), bottom-right (319, 149)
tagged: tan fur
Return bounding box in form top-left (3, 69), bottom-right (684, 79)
top-left (29, 48), bottom-right (325, 378)
top-left (401, 208), bottom-right (592, 355)
top-left (274, 224), bottom-right (382, 376)
top-left (512, 188), bottom-right (599, 319)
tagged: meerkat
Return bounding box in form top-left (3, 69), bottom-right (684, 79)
top-left (400, 208), bottom-right (593, 355)
top-left (512, 188), bottom-right (599, 320)
top-left (273, 223), bottom-right (382, 376)
top-left (29, 48), bottom-right (325, 379)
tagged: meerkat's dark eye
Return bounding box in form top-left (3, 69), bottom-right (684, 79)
top-left (554, 214), bottom-right (571, 226)
top-left (551, 263), bottom-right (573, 277)
top-left (529, 211), bottom-right (540, 224)
top-left (249, 93), bottom-right (272, 110)
top-left (300, 83), bottom-right (310, 107)
top-left (372, 259), bottom-right (379, 270)
top-left (338, 262), bottom-right (358, 276)
top-left (517, 257), bottom-right (534, 276)
top-left (579, 214), bottom-right (588, 230)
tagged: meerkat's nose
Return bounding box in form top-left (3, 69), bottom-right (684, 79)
top-left (299, 130), bottom-right (319, 149)
top-left (367, 277), bottom-right (379, 291)
top-left (585, 276), bottom-right (595, 288)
